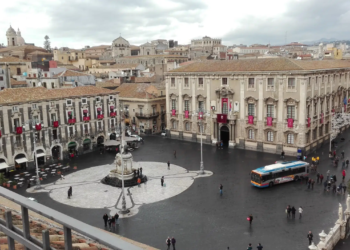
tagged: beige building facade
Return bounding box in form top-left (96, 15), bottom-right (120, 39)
top-left (165, 58), bottom-right (350, 155)
top-left (118, 83), bottom-right (166, 134)
top-left (0, 86), bottom-right (119, 169)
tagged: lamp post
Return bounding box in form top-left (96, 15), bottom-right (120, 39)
top-left (24, 117), bottom-right (41, 190)
top-left (193, 109), bottom-right (209, 175)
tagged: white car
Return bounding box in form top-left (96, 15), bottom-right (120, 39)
top-left (130, 134), bottom-right (143, 142)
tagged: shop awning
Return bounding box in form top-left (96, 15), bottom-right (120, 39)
top-left (83, 139), bottom-right (91, 144)
top-left (0, 162), bottom-right (10, 170)
top-left (36, 153), bottom-right (45, 158)
top-left (68, 142), bottom-right (76, 147)
top-left (15, 158), bottom-right (28, 164)
top-left (104, 140), bottom-right (121, 146)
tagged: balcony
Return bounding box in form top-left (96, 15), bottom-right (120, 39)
top-left (68, 118), bottom-right (76, 124)
top-left (83, 116), bottom-right (91, 122)
top-left (135, 112), bottom-right (159, 119)
top-left (110, 112), bottom-right (117, 117)
top-left (97, 114), bottom-right (104, 119)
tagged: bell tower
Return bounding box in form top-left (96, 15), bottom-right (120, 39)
top-left (6, 25), bottom-right (17, 47)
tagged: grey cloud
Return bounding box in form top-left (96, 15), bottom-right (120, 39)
top-left (223, 0), bottom-right (350, 45)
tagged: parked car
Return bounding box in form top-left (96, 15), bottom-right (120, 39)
top-left (130, 134), bottom-right (143, 142)
top-left (161, 130), bottom-right (166, 136)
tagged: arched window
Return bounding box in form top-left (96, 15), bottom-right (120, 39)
top-left (185, 122), bottom-right (191, 131)
top-left (287, 134), bottom-right (294, 144)
top-left (267, 131), bottom-right (274, 142)
top-left (248, 129), bottom-right (254, 139)
top-left (172, 121), bottom-right (177, 130)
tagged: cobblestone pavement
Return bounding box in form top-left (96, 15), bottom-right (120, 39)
top-left (12, 134), bottom-right (350, 250)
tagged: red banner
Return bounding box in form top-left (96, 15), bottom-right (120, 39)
top-left (248, 115), bottom-right (254, 124)
top-left (217, 114), bottom-right (227, 123)
top-left (307, 117), bottom-right (311, 127)
top-left (35, 124), bottom-right (41, 131)
top-left (320, 113), bottom-right (324, 124)
top-left (287, 118), bottom-right (294, 128)
top-left (185, 110), bottom-right (189, 118)
top-left (16, 127), bottom-right (23, 134)
top-left (53, 121), bottom-right (59, 127)
top-left (172, 109), bottom-right (176, 116)
top-left (198, 111), bottom-right (203, 120)
top-left (266, 117), bottom-right (272, 126)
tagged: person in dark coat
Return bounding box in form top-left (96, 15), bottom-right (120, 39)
top-left (114, 213), bottom-right (119, 226)
top-left (103, 213), bottom-right (108, 227)
top-left (291, 206), bottom-right (296, 219)
top-left (171, 237), bottom-right (176, 250)
top-left (286, 205), bottom-right (291, 218)
top-left (307, 231), bottom-right (313, 245)
top-left (166, 237), bottom-right (171, 250)
top-left (161, 176), bottom-right (164, 187)
top-left (107, 216), bottom-right (112, 230)
top-left (320, 174), bottom-right (324, 184)
top-left (68, 186), bottom-right (72, 198)
top-left (140, 167), bottom-right (143, 177)
top-left (316, 172), bottom-right (320, 183)
top-left (167, 161), bottom-right (170, 170)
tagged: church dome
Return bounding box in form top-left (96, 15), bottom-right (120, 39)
top-left (6, 26), bottom-right (16, 36)
top-left (112, 36), bottom-right (130, 47)
top-left (17, 36), bottom-right (25, 46)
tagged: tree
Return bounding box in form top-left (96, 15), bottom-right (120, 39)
top-left (44, 35), bottom-right (51, 52)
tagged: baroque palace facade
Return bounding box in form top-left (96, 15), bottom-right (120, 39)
top-left (0, 86), bottom-right (119, 169)
top-left (165, 58), bottom-right (350, 155)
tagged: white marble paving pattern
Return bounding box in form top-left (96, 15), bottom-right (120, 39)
top-left (27, 161), bottom-right (212, 217)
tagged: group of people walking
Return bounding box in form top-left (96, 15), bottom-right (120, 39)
top-left (286, 205), bottom-right (303, 219)
top-left (102, 213), bottom-right (119, 231)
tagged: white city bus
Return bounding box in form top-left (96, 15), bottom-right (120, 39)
top-left (250, 161), bottom-right (309, 188)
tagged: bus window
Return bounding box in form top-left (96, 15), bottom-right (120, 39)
top-left (251, 172), bottom-right (261, 183)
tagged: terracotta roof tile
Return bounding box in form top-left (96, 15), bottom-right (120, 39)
top-left (118, 83), bottom-right (159, 99)
top-left (10, 78), bottom-right (27, 86)
top-left (27, 50), bottom-right (53, 56)
top-left (99, 63), bottom-right (139, 69)
top-left (84, 45), bottom-right (110, 50)
top-left (121, 55), bottom-right (187, 59)
top-left (0, 86), bottom-right (118, 105)
top-left (96, 79), bottom-right (121, 88)
top-left (53, 70), bottom-right (91, 78)
top-left (0, 56), bottom-right (31, 63)
top-left (0, 45), bottom-right (46, 53)
top-left (170, 58), bottom-right (350, 73)
top-left (134, 76), bottom-right (156, 83)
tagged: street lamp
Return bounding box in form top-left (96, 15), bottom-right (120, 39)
top-left (193, 109), bottom-right (210, 175)
top-left (24, 117), bottom-right (42, 190)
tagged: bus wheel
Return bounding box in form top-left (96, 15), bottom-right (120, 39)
top-left (269, 182), bottom-right (274, 187)
top-left (294, 176), bottom-right (299, 181)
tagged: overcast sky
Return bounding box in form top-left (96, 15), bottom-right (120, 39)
top-left (0, 0), bottom-right (349, 49)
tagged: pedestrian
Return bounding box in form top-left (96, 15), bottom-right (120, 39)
top-left (67, 186), bottom-right (72, 199)
top-left (342, 161), bottom-right (346, 170)
top-left (286, 205), bottom-right (291, 218)
top-left (291, 206), bottom-right (296, 219)
top-left (327, 170), bottom-right (330, 179)
top-left (173, 150), bottom-right (176, 158)
top-left (333, 150), bottom-right (336, 158)
top-left (346, 159), bottom-right (349, 168)
top-left (103, 213), bottom-right (108, 228)
top-left (111, 216), bottom-right (115, 231)
top-left (343, 183), bottom-right (347, 194)
top-left (171, 237), bottom-right (176, 250)
top-left (316, 156), bottom-right (320, 164)
top-left (161, 176), bottom-right (164, 187)
top-left (299, 206), bottom-right (303, 219)
top-left (61, 174), bottom-right (65, 180)
top-left (324, 181), bottom-right (327, 191)
top-left (167, 161), bottom-right (170, 170)
top-left (140, 167), bottom-right (143, 177)
top-left (114, 213), bottom-right (119, 226)
top-left (342, 150), bottom-right (345, 159)
top-left (220, 141), bottom-right (223, 149)
top-left (320, 174), bottom-right (324, 184)
top-left (311, 179), bottom-right (315, 190)
top-left (137, 177), bottom-right (141, 187)
top-left (332, 183), bottom-right (337, 194)
top-left (281, 150), bottom-right (285, 159)
top-left (220, 184), bottom-right (223, 195)
top-left (342, 169), bottom-right (346, 181)
top-left (257, 243), bottom-right (263, 250)
top-left (307, 178), bottom-right (311, 189)
top-left (307, 231), bottom-right (313, 245)
top-left (136, 168), bottom-right (139, 177)
top-left (316, 172), bottom-right (320, 183)
top-left (166, 237), bottom-right (171, 250)
top-left (305, 175), bottom-right (309, 185)
top-left (107, 216), bottom-right (112, 230)
top-left (247, 243), bottom-right (252, 250)
top-left (248, 214), bottom-right (253, 226)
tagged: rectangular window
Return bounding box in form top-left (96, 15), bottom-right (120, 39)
top-left (248, 104), bottom-right (255, 116)
top-left (198, 101), bottom-right (204, 111)
top-left (184, 78), bottom-right (189, 87)
top-left (248, 129), bottom-right (255, 139)
top-left (152, 107), bottom-right (156, 115)
top-left (12, 106), bottom-right (18, 112)
top-left (184, 100), bottom-right (189, 111)
top-left (287, 106), bottom-right (295, 119)
top-left (95, 97), bottom-right (101, 102)
top-left (171, 78), bottom-right (175, 87)
top-left (51, 113), bottom-right (57, 122)
top-left (139, 108), bottom-right (143, 115)
top-left (14, 118), bottom-right (20, 128)
top-left (267, 131), bottom-right (274, 142)
top-left (312, 129), bottom-right (317, 140)
top-left (267, 105), bottom-right (274, 117)
top-left (319, 127), bottom-right (323, 137)
top-left (248, 78), bottom-right (255, 88)
top-left (82, 98), bottom-right (87, 104)
top-left (222, 78), bottom-right (227, 85)
top-left (0, 76), bottom-right (3, 81)
top-left (66, 99), bottom-right (72, 106)
top-left (222, 102), bottom-right (228, 114)
top-left (325, 123), bottom-right (329, 134)
top-left (288, 78), bottom-right (295, 89)
top-left (287, 134), bottom-right (294, 144)
top-left (171, 100), bottom-right (176, 110)
top-left (32, 104), bottom-right (37, 109)
top-left (33, 115), bottom-right (39, 124)
top-left (267, 78), bottom-right (274, 90)
top-left (314, 103), bottom-right (317, 115)
top-left (198, 78), bottom-right (203, 87)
